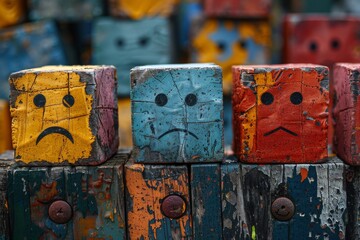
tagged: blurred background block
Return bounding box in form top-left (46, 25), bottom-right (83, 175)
top-left (118, 98), bottom-right (132, 148)
top-left (92, 17), bottom-right (173, 97)
top-left (0, 0), bottom-right (25, 28)
top-left (0, 100), bottom-right (11, 154)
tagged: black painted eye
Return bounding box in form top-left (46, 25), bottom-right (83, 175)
top-left (155, 93), bottom-right (168, 106)
top-left (63, 94), bottom-right (75, 108)
top-left (34, 94), bottom-right (46, 107)
top-left (239, 40), bottom-right (247, 49)
top-left (331, 39), bottom-right (340, 50)
top-left (185, 94), bottom-right (197, 106)
top-left (217, 42), bottom-right (226, 51)
top-left (116, 38), bottom-right (124, 47)
top-left (290, 92), bottom-right (302, 105)
top-left (138, 36), bottom-right (149, 47)
top-left (261, 92), bottom-right (274, 105)
top-left (309, 41), bottom-right (317, 52)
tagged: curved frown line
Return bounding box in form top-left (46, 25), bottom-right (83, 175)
top-left (36, 126), bottom-right (74, 145)
top-left (158, 128), bottom-right (199, 140)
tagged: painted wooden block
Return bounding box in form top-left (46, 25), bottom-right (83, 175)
top-left (108, 0), bottom-right (178, 19)
top-left (0, 0), bottom-right (24, 28)
top-left (131, 64), bottom-right (224, 163)
top-left (93, 17), bottom-right (173, 97)
top-left (221, 157), bottom-right (347, 240)
top-left (0, 21), bottom-right (67, 100)
top-left (192, 19), bottom-right (270, 95)
top-left (190, 164), bottom-right (222, 239)
top-left (125, 163), bottom-right (192, 239)
top-left (9, 66), bottom-right (119, 165)
top-left (283, 15), bottom-right (360, 67)
top-left (232, 64), bottom-right (329, 163)
top-left (203, 0), bottom-right (271, 18)
top-left (6, 150), bottom-right (128, 240)
top-left (28, 0), bottom-right (103, 20)
top-left (346, 166), bottom-right (360, 239)
top-left (118, 98), bottom-right (132, 148)
top-left (332, 63), bottom-right (360, 165)
top-left (0, 100), bottom-right (12, 154)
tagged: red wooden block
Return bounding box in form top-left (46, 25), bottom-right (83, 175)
top-left (203, 0), bottom-right (271, 18)
top-left (232, 64), bottom-right (329, 163)
top-left (283, 15), bottom-right (360, 67)
top-left (333, 63), bottom-right (360, 165)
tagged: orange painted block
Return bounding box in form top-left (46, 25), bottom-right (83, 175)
top-left (0, 0), bottom-right (24, 28)
top-left (232, 64), bottom-right (329, 163)
top-left (9, 66), bottom-right (119, 165)
top-left (118, 98), bottom-right (132, 148)
top-left (0, 100), bottom-right (11, 154)
top-left (108, 0), bottom-right (179, 19)
top-left (125, 163), bottom-right (192, 239)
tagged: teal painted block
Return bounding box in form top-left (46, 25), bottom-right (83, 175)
top-left (6, 151), bottom-right (128, 240)
top-left (93, 17), bottom-right (173, 96)
top-left (0, 21), bottom-right (67, 100)
top-left (131, 64), bottom-right (224, 163)
top-left (191, 164), bottom-right (222, 239)
top-left (28, 0), bottom-right (103, 20)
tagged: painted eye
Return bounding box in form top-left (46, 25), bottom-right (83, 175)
top-left (185, 94), bottom-right (197, 106)
top-left (155, 93), bottom-right (168, 106)
top-left (309, 41), bottom-right (318, 52)
top-left (217, 42), bottom-right (226, 51)
top-left (261, 92), bottom-right (274, 105)
top-left (63, 94), bottom-right (75, 108)
top-left (34, 94), bottom-right (46, 107)
top-left (331, 39), bottom-right (340, 50)
top-left (238, 40), bottom-right (247, 49)
top-left (290, 92), bottom-right (302, 105)
top-left (115, 38), bottom-right (124, 47)
top-left (138, 36), bottom-right (149, 47)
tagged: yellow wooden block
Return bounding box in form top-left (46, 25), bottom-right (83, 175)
top-left (9, 66), bottom-right (119, 165)
top-left (118, 98), bottom-right (132, 148)
top-left (0, 0), bottom-right (24, 28)
top-left (0, 100), bottom-right (12, 154)
top-left (109, 0), bottom-right (179, 19)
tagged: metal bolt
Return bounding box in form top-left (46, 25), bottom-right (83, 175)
top-left (161, 194), bottom-right (186, 219)
top-left (48, 200), bottom-right (73, 224)
top-left (271, 197), bottom-right (295, 221)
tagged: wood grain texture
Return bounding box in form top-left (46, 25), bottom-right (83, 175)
top-left (0, 100), bottom-right (12, 154)
top-left (92, 17), bottom-right (173, 96)
top-left (191, 164), bottom-right (222, 239)
top-left (203, 0), bottom-right (271, 18)
top-left (283, 15), bottom-right (360, 67)
top-left (333, 63), bottom-right (360, 165)
top-left (191, 18), bottom-right (270, 94)
top-left (0, 21), bottom-right (67, 100)
top-left (9, 66), bottom-right (119, 165)
top-left (108, 0), bottom-right (179, 19)
top-left (232, 64), bottom-right (329, 163)
top-left (118, 98), bottom-right (133, 148)
top-left (221, 157), bottom-right (347, 240)
top-left (0, 0), bottom-right (24, 28)
top-left (28, 0), bottom-right (103, 20)
top-left (125, 163), bottom-right (192, 239)
top-left (6, 150), bottom-right (128, 240)
top-left (131, 64), bottom-right (224, 163)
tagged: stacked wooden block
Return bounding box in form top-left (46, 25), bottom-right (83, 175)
top-left (1, 66), bottom-right (126, 239)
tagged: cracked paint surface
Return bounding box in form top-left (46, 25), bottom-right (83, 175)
top-left (192, 19), bottom-right (270, 94)
top-left (232, 64), bottom-right (329, 163)
top-left (131, 64), bottom-right (224, 163)
top-left (9, 65), bottom-right (118, 164)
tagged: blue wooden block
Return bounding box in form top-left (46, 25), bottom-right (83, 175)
top-left (28, 0), bottom-right (103, 20)
top-left (92, 17), bottom-right (173, 97)
top-left (191, 164), bottom-right (222, 239)
top-left (221, 157), bottom-right (347, 240)
top-left (131, 64), bottom-right (224, 163)
top-left (0, 21), bottom-right (67, 100)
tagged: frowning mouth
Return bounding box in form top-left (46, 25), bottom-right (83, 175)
top-left (36, 126), bottom-right (74, 145)
top-left (158, 128), bottom-right (199, 140)
top-left (264, 127), bottom-right (298, 137)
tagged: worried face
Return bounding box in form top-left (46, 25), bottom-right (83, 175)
top-left (131, 64), bottom-right (224, 163)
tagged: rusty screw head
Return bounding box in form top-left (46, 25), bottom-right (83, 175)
top-left (271, 197), bottom-right (295, 221)
top-left (48, 200), bottom-right (73, 224)
top-left (161, 194), bottom-right (186, 219)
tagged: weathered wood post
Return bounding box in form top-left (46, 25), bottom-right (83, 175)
top-left (126, 64), bottom-right (224, 239)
